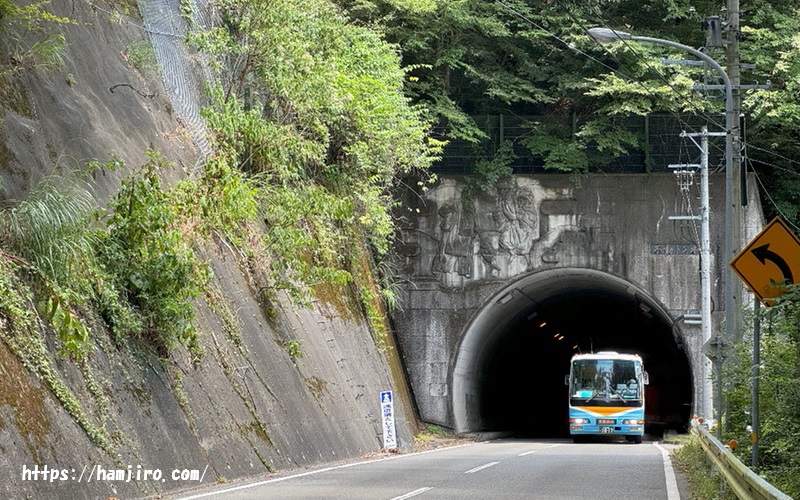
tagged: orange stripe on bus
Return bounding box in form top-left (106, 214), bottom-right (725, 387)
top-left (574, 406), bottom-right (635, 416)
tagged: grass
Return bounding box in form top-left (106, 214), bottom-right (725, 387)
top-left (413, 423), bottom-right (461, 450)
top-left (670, 434), bottom-right (736, 500)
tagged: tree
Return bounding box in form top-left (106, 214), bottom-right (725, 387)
top-left (723, 287), bottom-right (800, 497)
top-left (336, 0), bottom-right (800, 209)
top-left (188, 0), bottom-right (438, 304)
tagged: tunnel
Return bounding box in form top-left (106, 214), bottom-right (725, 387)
top-left (451, 268), bottom-right (693, 438)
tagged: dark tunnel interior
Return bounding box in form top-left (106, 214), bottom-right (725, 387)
top-left (456, 270), bottom-right (693, 438)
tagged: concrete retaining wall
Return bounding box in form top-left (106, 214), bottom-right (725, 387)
top-left (0, 1), bottom-right (417, 498)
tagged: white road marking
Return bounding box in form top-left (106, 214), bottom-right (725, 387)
top-left (519, 443), bottom-right (562, 456)
top-left (178, 442), bottom-right (478, 499)
top-left (654, 442), bottom-right (681, 500)
top-left (390, 487), bottom-right (433, 500)
top-left (464, 461), bottom-right (499, 474)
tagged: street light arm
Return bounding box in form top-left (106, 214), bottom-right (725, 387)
top-left (627, 35), bottom-right (732, 100)
top-left (586, 28), bottom-right (732, 100)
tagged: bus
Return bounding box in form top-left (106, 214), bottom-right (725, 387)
top-left (566, 352), bottom-right (648, 443)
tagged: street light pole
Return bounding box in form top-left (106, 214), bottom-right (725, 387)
top-left (587, 27), bottom-right (738, 423)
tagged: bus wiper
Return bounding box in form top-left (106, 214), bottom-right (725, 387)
top-left (586, 388), bottom-right (621, 402)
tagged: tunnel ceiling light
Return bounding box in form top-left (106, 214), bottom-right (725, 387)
top-left (497, 293), bottom-right (513, 304)
top-left (527, 311), bottom-right (538, 320)
top-left (539, 321), bottom-right (547, 328)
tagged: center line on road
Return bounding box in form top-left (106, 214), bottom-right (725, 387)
top-left (178, 442), bottom-right (478, 499)
top-left (464, 461), bottom-right (499, 474)
top-left (391, 487), bottom-right (433, 500)
top-left (519, 444), bottom-right (562, 456)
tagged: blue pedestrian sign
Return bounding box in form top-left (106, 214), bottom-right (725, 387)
top-left (380, 390), bottom-right (397, 450)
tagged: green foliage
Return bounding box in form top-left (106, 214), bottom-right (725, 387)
top-left (37, 292), bottom-right (91, 360)
top-left (261, 183), bottom-right (354, 304)
top-left (0, 178), bottom-right (96, 284)
top-left (576, 116), bottom-right (641, 161)
top-left (10, 151), bottom-right (257, 359)
top-left (424, 424), bottom-right (450, 437)
top-left (721, 292), bottom-right (800, 498)
top-left (0, 0), bottom-right (73, 75)
top-left (672, 434), bottom-right (734, 499)
top-left (98, 152), bottom-right (207, 357)
top-left (174, 152), bottom-right (259, 243)
top-left (0, 177), bottom-right (95, 358)
top-left (282, 340), bottom-right (302, 361)
top-left (522, 133), bottom-right (588, 174)
top-left (334, 0), bottom-right (800, 200)
top-left (0, 260), bottom-right (115, 457)
top-left (469, 141), bottom-right (515, 192)
top-left (337, 1), bottom-right (584, 138)
top-left (190, 0), bottom-right (436, 311)
top-left (124, 39), bottom-right (159, 81)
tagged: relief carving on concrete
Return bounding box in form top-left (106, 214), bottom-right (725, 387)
top-left (397, 177), bottom-right (584, 287)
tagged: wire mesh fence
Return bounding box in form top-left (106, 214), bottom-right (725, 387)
top-left (432, 114), bottom-right (729, 175)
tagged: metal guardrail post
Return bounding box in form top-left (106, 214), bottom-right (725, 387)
top-left (690, 419), bottom-right (792, 500)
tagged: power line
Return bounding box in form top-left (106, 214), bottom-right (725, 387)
top-left (495, 0), bottom-right (729, 158)
top-left (745, 143), bottom-right (800, 172)
top-left (745, 158), bottom-right (800, 232)
top-left (494, 0), bottom-right (800, 192)
top-left (493, 0), bottom-right (635, 81)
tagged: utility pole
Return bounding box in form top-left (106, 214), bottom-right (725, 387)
top-left (725, 0), bottom-right (744, 343)
top-left (751, 300), bottom-right (760, 468)
top-left (675, 127), bottom-right (716, 423)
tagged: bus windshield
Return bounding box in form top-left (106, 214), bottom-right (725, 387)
top-left (570, 359), bottom-right (641, 402)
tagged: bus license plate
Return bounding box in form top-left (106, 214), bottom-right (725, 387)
top-left (600, 426), bottom-right (613, 434)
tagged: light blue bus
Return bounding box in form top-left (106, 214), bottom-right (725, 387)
top-left (566, 352), bottom-right (648, 443)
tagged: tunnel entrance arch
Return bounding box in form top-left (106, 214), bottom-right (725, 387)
top-left (451, 268), bottom-right (693, 437)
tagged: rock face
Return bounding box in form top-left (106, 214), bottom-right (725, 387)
top-left (0, 1), bottom-right (417, 498)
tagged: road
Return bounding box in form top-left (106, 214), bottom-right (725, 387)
top-left (174, 439), bottom-right (683, 500)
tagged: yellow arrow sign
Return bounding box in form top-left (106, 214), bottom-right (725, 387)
top-left (730, 217), bottom-right (800, 305)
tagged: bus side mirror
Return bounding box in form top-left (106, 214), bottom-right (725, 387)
top-left (643, 372), bottom-right (650, 385)
top-left (565, 375), bottom-right (569, 386)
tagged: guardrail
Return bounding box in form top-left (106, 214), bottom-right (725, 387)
top-left (691, 420), bottom-right (792, 500)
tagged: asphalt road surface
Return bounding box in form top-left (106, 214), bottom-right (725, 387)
top-left (174, 438), bottom-right (684, 500)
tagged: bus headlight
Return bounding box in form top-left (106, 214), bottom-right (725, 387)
top-left (622, 419), bottom-right (643, 425)
top-left (570, 418), bottom-right (590, 424)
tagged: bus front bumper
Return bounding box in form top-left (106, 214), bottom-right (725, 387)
top-left (569, 424), bottom-right (643, 436)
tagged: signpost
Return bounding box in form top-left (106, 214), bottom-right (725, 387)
top-left (380, 391), bottom-right (397, 450)
top-left (730, 216), bottom-right (800, 304)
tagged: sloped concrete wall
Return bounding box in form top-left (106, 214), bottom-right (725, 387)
top-left (0, 1), bottom-right (417, 498)
top-left (0, 245), bottom-right (417, 499)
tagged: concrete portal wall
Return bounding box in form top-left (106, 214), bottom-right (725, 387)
top-left (392, 174), bottom-right (764, 427)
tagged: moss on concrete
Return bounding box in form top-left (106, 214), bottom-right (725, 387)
top-left (0, 341), bottom-right (53, 464)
